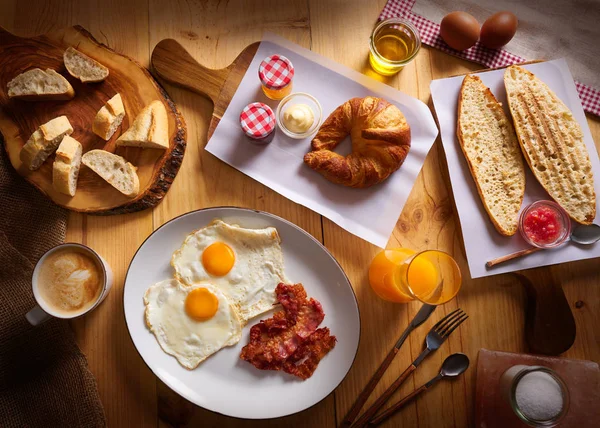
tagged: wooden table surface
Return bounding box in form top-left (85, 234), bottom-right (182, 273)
top-left (2, 1), bottom-right (599, 427)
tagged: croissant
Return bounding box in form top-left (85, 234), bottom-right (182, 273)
top-left (304, 97), bottom-right (411, 188)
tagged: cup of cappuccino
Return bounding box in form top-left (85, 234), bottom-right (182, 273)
top-left (26, 243), bottom-right (113, 325)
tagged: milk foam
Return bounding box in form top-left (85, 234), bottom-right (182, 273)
top-left (37, 248), bottom-right (103, 315)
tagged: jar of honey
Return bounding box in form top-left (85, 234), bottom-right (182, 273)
top-left (239, 102), bottom-right (276, 144)
top-left (369, 18), bottom-right (421, 76)
top-left (258, 55), bottom-right (294, 100)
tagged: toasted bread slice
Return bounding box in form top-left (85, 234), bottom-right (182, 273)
top-left (504, 65), bottom-right (596, 224)
top-left (82, 150), bottom-right (139, 197)
top-left (93, 93), bottom-right (126, 140)
top-left (457, 74), bottom-right (526, 236)
top-left (7, 68), bottom-right (75, 101)
top-left (20, 116), bottom-right (74, 170)
top-left (53, 135), bottom-right (82, 196)
top-left (63, 47), bottom-right (109, 83)
top-left (116, 100), bottom-right (168, 149)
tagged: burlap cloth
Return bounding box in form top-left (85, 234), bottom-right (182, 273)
top-left (0, 146), bottom-right (106, 427)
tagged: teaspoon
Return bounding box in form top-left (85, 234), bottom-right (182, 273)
top-left (366, 353), bottom-right (470, 427)
top-left (486, 223), bottom-right (600, 268)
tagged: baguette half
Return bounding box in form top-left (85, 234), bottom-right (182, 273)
top-left (93, 93), bottom-right (126, 140)
top-left (20, 116), bottom-right (74, 170)
top-left (504, 66), bottom-right (596, 224)
top-left (457, 74), bottom-right (525, 236)
top-left (7, 68), bottom-right (75, 101)
top-left (64, 47), bottom-right (109, 83)
top-left (82, 150), bottom-right (139, 197)
top-left (116, 100), bottom-right (169, 149)
top-left (53, 135), bottom-right (82, 196)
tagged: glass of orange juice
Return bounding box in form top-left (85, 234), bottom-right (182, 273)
top-left (369, 249), bottom-right (461, 305)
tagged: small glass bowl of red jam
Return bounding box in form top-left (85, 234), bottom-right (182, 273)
top-left (519, 200), bottom-right (571, 248)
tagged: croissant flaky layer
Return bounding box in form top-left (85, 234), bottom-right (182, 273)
top-left (304, 97), bottom-right (411, 188)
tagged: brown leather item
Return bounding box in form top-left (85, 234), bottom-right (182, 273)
top-left (303, 97), bottom-right (411, 188)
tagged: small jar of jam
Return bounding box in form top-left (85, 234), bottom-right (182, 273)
top-left (239, 102), bottom-right (276, 144)
top-left (519, 200), bottom-right (571, 248)
top-left (258, 55), bottom-right (294, 100)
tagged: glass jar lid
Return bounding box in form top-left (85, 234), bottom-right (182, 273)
top-left (240, 102), bottom-right (276, 139)
top-left (259, 55), bottom-right (294, 89)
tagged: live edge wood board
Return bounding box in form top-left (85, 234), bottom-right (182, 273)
top-left (0, 25), bottom-right (186, 215)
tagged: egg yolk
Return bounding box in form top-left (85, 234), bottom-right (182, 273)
top-left (185, 288), bottom-right (219, 321)
top-left (202, 242), bottom-right (235, 276)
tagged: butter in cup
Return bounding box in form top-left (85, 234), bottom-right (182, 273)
top-left (276, 92), bottom-right (322, 139)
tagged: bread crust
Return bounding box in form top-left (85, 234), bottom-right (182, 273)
top-left (303, 97), bottom-right (411, 188)
top-left (116, 100), bottom-right (168, 149)
top-left (7, 68), bottom-right (75, 101)
top-left (63, 46), bottom-right (109, 83)
top-left (82, 149), bottom-right (140, 197)
top-left (93, 93), bottom-right (125, 140)
top-left (457, 74), bottom-right (525, 236)
top-left (53, 135), bottom-right (82, 196)
top-left (504, 65), bottom-right (596, 224)
top-left (20, 116), bottom-right (74, 170)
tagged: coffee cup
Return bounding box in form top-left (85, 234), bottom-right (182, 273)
top-left (26, 243), bottom-right (113, 325)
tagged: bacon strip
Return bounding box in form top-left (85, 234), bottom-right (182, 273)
top-left (240, 283), bottom-right (336, 379)
top-left (283, 327), bottom-right (337, 380)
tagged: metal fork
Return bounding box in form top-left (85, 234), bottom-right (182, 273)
top-left (350, 308), bottom-right (468, 428)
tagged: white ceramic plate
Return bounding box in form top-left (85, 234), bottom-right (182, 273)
top-left (123, 207), bottom-right (360, 419)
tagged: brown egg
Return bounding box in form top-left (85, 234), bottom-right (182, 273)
top-left (440, 11), bottom-right (480, 51)
top-left (480, 11), bottom-right (518, 49)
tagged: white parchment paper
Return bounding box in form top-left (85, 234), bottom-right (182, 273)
top-left (431, 59), bottom-right (600, 278)
top-left (206, 33), bottom-right (438, 248)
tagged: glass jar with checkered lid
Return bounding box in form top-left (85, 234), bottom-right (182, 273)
top-left (239, 102), bottom-right (276, 144)
top-left (258, 55), bottom-right (294, 100)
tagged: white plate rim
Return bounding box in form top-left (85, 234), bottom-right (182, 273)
top-left (122, 206), bottom-right (361, 419)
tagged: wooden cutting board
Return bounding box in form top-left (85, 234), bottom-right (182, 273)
top-left (151, 39), bottom-right (577, 356)
top-left (0, 26), bottom-right (186, 215)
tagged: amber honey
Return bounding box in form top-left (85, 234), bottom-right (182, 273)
top-left (369, 18), bottom-right (421, 76)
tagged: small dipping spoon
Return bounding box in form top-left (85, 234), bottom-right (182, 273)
top-left (486, 224), bottom-right (600, 268)
top-left (367, 353), bottom-right (470, 427)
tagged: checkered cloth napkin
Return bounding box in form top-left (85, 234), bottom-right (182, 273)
top-left (379, 0), bottom-right (600, 116)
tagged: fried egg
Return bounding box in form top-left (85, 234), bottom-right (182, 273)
top-left (171, 220), bottom-right (288, 323)
top-left (144, 279), bottom-right (242, 369)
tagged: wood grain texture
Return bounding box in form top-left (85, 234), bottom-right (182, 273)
top-left (0, 1), bottom-right (598, 428)
top-left (0, 25), bottom-right (186, 214)
top-left (147, 1), bottom-right (329, 427)
top-left (151, 39), bottom-right (259, 140)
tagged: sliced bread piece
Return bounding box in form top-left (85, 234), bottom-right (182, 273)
top-left (116, 100), bottom-right (169, 149)
top-left (63, 47), bottom-right (109, 83)
top-left (7, 68), bottom-right (75, 101)
top-left (53, 135), bottom-right (82, 196)
top-left (82, 149), bottom-right (140, 197)
top-left (93, 93), bottom-right (126, 140)
top-left (457, 74), bottom-right (526, 236)
top-left (20, 116), bottom-right (74, 170)
top-left (504, 65), bottom-right (596, 224)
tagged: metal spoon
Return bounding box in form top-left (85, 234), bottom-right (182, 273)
top-left (487, 223), bottom-right (600, 268)
top-left (366, 353), bottom-right (470, 427)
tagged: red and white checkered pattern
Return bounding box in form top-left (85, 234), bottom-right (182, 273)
top-left (240, 102), bottom-right (275, 139)
top-left (379, 0), bottom-right (600, 116)
top-left (259, 55), bottom-right (294, 89)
